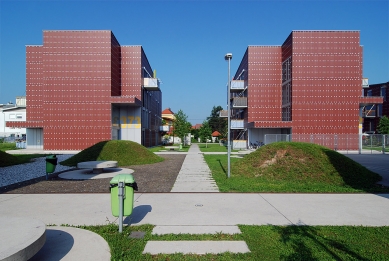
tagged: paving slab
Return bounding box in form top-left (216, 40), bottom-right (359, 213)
top-left (152, 225), bottom-right (242, 235)
top-left (143, 241), bottom-right (250, 255)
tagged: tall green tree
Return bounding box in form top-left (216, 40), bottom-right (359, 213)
top-left (377, 115), bottom-right (389, 134)
top-left (174, 109), bottom-right (192, 145)
top-left (207, 105), bottom-right (227, 138)
top-left (199, 120), bottom-right (212, 143)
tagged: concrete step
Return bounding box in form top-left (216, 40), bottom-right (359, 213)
top-left (143, 241), bottom-right (250, 255)
top-left (151, 225), bottom-right (242, 235)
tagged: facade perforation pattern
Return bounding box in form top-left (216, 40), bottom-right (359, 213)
top-left (9, 30), bottom-right (161, 150)
top-left (228, 31), bottom-right (374, 149)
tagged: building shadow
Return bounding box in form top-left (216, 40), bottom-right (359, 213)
top-left (270, 224), bottom-right (370, 261)
top-left (323, 149), bottom-right (389, 193)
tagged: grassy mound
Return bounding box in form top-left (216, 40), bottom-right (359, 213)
top-left (60, 140), bottom-right (164, 167)
top-left (0, 151), bottom-right (19, 167)
top-left (225, 142), bottom-right (383, 192)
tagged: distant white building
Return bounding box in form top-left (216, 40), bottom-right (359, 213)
top-left (0, 96), bottom-right (27, 139)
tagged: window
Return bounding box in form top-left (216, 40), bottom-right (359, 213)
top-left (381, 87), bottom-right (386, 102)
top-left (16, 114), bottom-right (23, 119)
top-left (9, 114), bottom-right (15, 119)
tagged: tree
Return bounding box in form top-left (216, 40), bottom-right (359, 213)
top-left (174, 109), bottom-right (192, 145)
top-left (377, 115), bottom-right (389, 134)
top-left (207, 106), bottom-right (227, 138)
top-left (199, 120), bottom-right (212, 144)
top-left (191, 128), bottom-right (200, 142)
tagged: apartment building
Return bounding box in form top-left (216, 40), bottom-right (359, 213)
top-left (1, 97), bottom-right (27, 139)
top-left (223, 30), bottom-right (383, 149)
top-left (7, 30), bottom-right (162, 150)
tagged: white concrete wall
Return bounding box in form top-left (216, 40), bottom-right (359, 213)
top-left (0, 107), bottom-right (26, 138)
top-left (112, 106), bottom-right (141, 144)
top-left (248, 128), bottom-right (283, 146)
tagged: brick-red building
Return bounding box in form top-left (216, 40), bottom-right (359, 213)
top-left (224, 30), bottom-right (383, 149)
top-left (7, 30), bottom-right (162, 150)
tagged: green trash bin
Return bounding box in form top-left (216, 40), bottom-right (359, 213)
top-left (109, 174), bottom-right (138, 217)
top-left (45, 155), bottom-right (58, 173)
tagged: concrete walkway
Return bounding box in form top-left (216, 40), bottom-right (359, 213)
top-left (171, 144), bottom-right (219, 192)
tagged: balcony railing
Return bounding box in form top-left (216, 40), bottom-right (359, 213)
top-left (231, 120), bottom-right (244, 129)
top-left (160, 125), bottom-right (169, 132)
top-left (143, 78), bottom-right (160, 90)
top-left (219, 110), bottom-right (228, 117)
top-left (359, 96), bottom-right (383, 106)
top-left (362, 110), bottom-right (376, 117)
top-left (230, 80), bottom-right (245, 92)
top-left (232, 97), bottom-right (247, 108)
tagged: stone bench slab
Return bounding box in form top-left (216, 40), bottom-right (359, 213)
top-left (77, 161), bottom-right (118, 174)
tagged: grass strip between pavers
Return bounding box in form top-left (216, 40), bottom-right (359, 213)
top-left (80, 224), bottom-right (389, 260)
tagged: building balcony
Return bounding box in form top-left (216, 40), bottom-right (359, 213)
top-left (231, 120), bottom-right (244, 129)
top-left (230, 80), bottom-right (245, 92)
top-left (143, 78), bottom-right (160, 91)
top-left (219, 110), bottom-right (228, 117)
top-left (232, 97), bottom-right (247, 108)
top-left (160, 125), bottom-right (169, 132)
top-left (362, 110), bottom-right (376, 118)
top-left (359, 96), bottom-right (383, 106)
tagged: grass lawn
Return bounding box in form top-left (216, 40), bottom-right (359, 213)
top-left (148, 145), bottom-right (190, 153)
top-left (198, 143), bottom-right (239, 152)
top-left (81, 224), bottom-right (389, 260)
top-left (204, 142), bottom-right (389, 193)
top-left (0, 142), bottom-right (17, 152)
top-left (0, 143), bottom-right (49, 167)
top-left (362, 145), bottom-right (389, 152)
top-left (60, 140), bottom-right (164, 166)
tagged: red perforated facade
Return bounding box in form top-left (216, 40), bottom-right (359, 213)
top-left (231, 30), bottom-right (383, 149)
top-left (8, 30), bottom-right (162, 150)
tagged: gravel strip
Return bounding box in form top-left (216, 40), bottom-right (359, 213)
top-left (0, 155), bottom-right (74, 187)
top-left (1, 154), bottom-right (186, 194)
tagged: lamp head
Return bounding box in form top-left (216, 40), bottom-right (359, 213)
top-left (224, 53), bottom-right (232, 60)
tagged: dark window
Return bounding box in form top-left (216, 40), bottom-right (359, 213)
top-left (381, 87), bottom-right (386, 102)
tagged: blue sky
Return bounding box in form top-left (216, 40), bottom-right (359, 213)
top-left (1, 0), bottom-right (388, 124)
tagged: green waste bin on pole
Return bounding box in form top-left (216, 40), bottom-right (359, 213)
top-left (109, 174), bottom-right (138, 232)
top-left (45, 155), bottom-right (58, 180)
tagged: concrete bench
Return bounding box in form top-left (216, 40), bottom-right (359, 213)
top-left (164, 146), bottom-right (179, 151)
top-left (77, 161), bottom-right (118, 174)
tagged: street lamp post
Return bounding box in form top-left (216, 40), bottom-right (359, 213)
top-left (225, 53), bottom-right (232, 178)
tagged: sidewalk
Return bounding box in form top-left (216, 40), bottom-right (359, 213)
top-left (2, 193), bottom-right (389, 227)
top-left (170, 144), bottom-right (219, 192)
